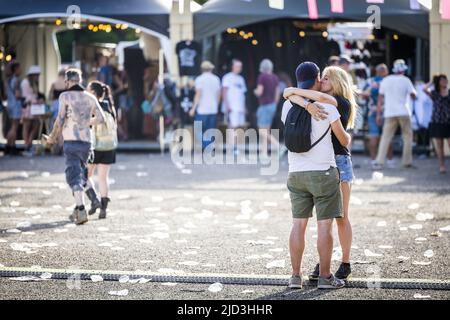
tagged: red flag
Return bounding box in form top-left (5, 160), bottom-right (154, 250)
top-left (331, 0), bottom-right (344, 13)
top-left (307, 0), bottom-right (319, 19)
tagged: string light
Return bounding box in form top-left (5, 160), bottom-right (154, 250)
top-left (135, 28), bottom-right (141, 34)
top-left (0, 52), bottom-right (3, 60)
top-left (121, 24), bottom-right (128, 30)
top-left (116, 24), bottom-right (121, 29)
top-left (299, 31), bottom-right (306, 37)
top-left (252, 39), bottom-right (258, 45)
top-left (393, 34), bottom-right (399, 40)
top-left (239, 30), bottom-right (245, 36)
top-left (105, 25), bottom-right (112, 33)
top-left (322, 31), bottom-right (328, 38)
top-left (93, 26), bottom-right (98, 32)
top-left (88, 24), bottom-right (94, 30)
top-left (55, 19), bottom-right (62, 26)
top-left (227, 28), bottom-right (233, 34)
top-left (247, 32), bottom-right (253, 38)
top-left (5, 54), bottom-right (12, 62)
top-left (276, 41), bottom-right (283, 48)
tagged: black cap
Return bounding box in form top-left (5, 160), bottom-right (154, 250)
top-left (295, 62), bottom-right (320, 89)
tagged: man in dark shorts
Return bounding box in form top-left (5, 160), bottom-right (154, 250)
top-left (46, 69), bottom-right (105, 225)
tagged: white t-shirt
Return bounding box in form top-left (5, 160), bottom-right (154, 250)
top-left (222, 72), bottom-right (247, 113)
top-left (195, 72), bottom-right (222, 115)
top-left (379, 74), bottom-right (417, 118)
top-left (281, 101), bottom-right (340, 172)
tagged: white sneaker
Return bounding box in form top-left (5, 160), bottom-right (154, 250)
top-left (386, 159), bottom-right (396, 169)
top-left (371, 162), bottom-right (383, 170)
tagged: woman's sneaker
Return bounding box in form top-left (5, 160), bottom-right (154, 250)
top-left (317, 274), bottom-right (345, 289)
top-left (288, 275), bottom-right (303, 289)
top-left (308, 263), bottom-right (320, 281)
top-left (335, 263), bottom-right (352, 280)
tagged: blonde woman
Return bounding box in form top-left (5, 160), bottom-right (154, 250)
top-left (284, 66), bottom-right (357, 281)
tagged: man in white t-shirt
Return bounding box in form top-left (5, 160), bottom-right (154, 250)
top-left (374, 59), bottom-right (417, 169)
top-left (189, 61), bottom-right (222, 149)
top-left (282, 62), bottom-right (351, 290)
top-left (222, 59), bottom-right (247, 128)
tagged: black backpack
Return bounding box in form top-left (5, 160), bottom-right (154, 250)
top-left (284, 102), bottom-right (330, 153)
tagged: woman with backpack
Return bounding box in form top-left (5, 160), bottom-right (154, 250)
top-left (85, 81), bottom-right (118, 219)
top-left (283, 66), bottom-right (357, 281)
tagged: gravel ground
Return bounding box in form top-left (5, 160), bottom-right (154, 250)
top-left (0, 153), bottom-right (449, 300)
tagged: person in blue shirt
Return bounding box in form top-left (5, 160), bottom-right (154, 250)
top-left (363, 64), bottom-right (394, 166)
top-left (97, 55), bottom-right (113, 87)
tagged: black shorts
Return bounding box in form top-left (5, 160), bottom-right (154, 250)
top-left (92, 150), bottom-right (116, 164)
top-left (429, 123), bottom-right (450, 139)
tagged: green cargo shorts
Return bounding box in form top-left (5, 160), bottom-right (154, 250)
top-left (287, 167), bottom-right (343, 221)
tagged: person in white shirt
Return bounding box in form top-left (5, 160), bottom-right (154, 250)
top-left (189, 61), bottom-right (222, 150)
top-left (282, 62), bottom-right (351, 290)
top-left (374, 59), bottom-right (417, 169)
top-left (222, 59), bottom-right (247, 128)
top-left (222, 60), bottom-right (247, 154)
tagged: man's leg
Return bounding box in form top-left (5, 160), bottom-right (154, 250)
top-left (64, 144), bottom-right (84, 204)
top-left (289, 218), bottom-right (309, 276)
top-left (398, 116), bottom-right (413, 167)
top-left (317, 218), bottom-right (334, 278)
top-left (376, 117), bottom-right (398, 165)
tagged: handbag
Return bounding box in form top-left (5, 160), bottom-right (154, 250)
top-left (93, 111), bottom-right (118, 151)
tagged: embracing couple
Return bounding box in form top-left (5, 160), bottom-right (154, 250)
top-left (281, 62), bottom-right (356, 289)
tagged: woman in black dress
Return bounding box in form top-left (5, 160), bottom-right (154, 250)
top-left (86, 81), bottom-right (118, 218)
top-left (424, 74), bottom-right (450, 174)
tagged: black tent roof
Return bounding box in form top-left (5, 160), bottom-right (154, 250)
top-left (194, 0), bottom-right (430, 39)
top-left (0, 0), bottom-right (170, 36)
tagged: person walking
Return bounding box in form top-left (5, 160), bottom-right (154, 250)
top-left (373, 59), bottom-right (417, 169)
top-left (255, 59), bottom-right (280, 155)
top-left (363, 64), bottom-right (394, 167)
top-left (86, 81), bottom-right (118, 219)
top-left (45, 69), bottom-right (106, 225)
top-left (423, 74), bottom-right (450, 173)
top-left (20, 65), bottom-right (41, 156)
top-left (282, 62), bottom-right (350, 290)
top-left (222, 59), bottom-right (247, 153)
top-left (5, 61), bottom-right (23, 156)
top-left (189, 61), bottom-right (221, 150)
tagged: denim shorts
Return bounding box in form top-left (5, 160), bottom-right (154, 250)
top-left (367, 111), bottom-right (383, 137)
top-left (256, 103), bottom-right (276, 127)
top-left (335, 155), bottom-right (354, 183)
top-left (63, 141), bottom-right (93, 192)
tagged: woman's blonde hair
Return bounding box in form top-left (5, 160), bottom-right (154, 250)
top-left (322, 66), bottom-right (358, 129)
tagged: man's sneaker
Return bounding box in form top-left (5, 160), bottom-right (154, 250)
top-left (335, 263), bottom-right (352, 280)
top-left (371, 162), bottom-right (383, 170)
top-left (288, 275), bottom-right (303, 289)
top-left (308, 263), bottom-right (320, 281)
top-left (386, 159), bottom-right (396, 169)
top-left (317, 274), bottom-right (345, 289)
top-left (75, 207), bottom-right (88, 225)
